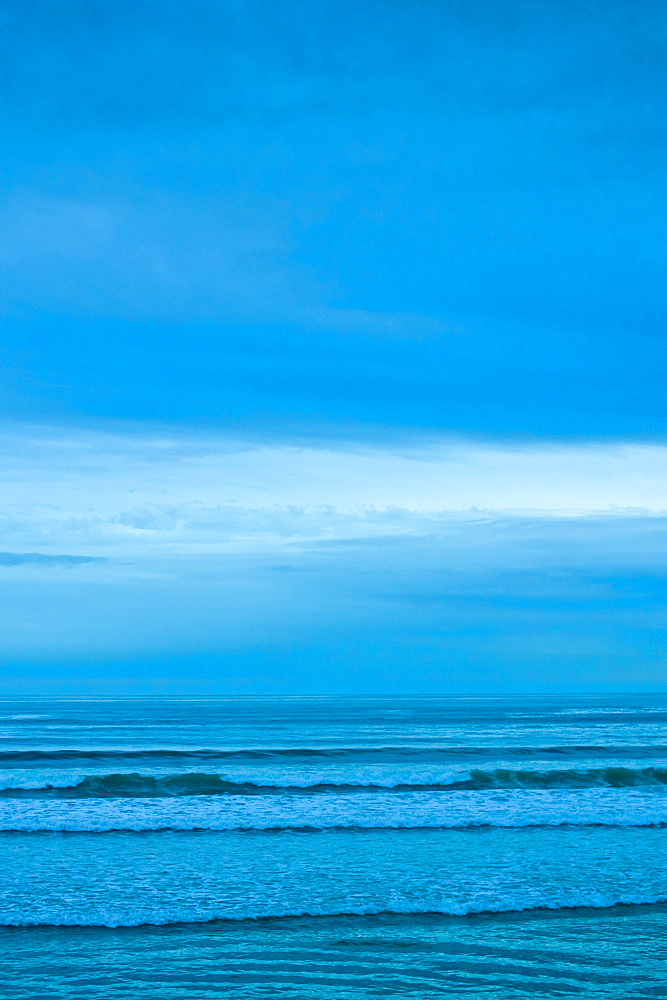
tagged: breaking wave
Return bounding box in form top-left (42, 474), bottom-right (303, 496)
top-left (3, 896), bottom-right (667, 928)
top-left (1, 787), bottom-right (666, 831)
top-left (2, 766), bottom-right (667, 797)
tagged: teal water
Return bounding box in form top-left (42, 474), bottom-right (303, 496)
top-left (0, 696), bottom-right (666, 996)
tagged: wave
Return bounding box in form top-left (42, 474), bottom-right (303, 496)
top-left (1, 787), bottom-right (666, 831)
top-left (3, 766), bottom-right (667, 797)
top-left (3, 744), bottom-right (667, 766)
top-left (3, 896), bottom-right (666, 928)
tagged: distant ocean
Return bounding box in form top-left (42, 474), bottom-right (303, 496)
top-left (1, 695), bottom-right (666, 997)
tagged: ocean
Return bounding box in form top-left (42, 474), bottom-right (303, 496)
top-left (0, 694), bottom-right (666, 997)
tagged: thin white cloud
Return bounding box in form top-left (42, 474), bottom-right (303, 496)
top-left (1, 425), bottom-right (666, 560)
top-left (0, 192), bottom-right (317, 322)
top-left (0, 193), bottom-right (460, 337)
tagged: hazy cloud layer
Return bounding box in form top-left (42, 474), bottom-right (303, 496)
top-left (0, 426), bottom-right (665, 692)
top-left (3, 427), bottom-right (667, 558)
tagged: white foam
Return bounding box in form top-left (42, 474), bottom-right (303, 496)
top-left (4, 892), bottom-right (667, 928)
top-left (0, 788), bottom-right (666, 831)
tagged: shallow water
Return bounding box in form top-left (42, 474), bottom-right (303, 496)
top-left (1, 695), bottom-right (666, 997)
top-left (4, 906), bottom-right (667, 999)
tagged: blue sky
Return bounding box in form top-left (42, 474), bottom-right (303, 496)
top-left (1, 0), bottom-right (665, 693)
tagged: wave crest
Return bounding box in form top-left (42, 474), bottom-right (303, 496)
top-left (3, 896), bottom-right (667, 928)
top-left (2, 766), bottom-right (667, 798)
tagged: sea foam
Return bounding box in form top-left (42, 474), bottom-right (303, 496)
top-left (0, 787), bottom-right (666, 831)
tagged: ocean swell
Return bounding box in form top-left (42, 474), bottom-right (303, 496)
top-left (2, 744), bottom-right (667, 767)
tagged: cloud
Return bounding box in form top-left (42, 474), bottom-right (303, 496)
top-left (0, 191), bottom-right (323, 323)
top-left (0, 552), bottom-right (104, 567)
top-left (4, 425), bottom-right (667, 568)
top-left (1, 422), bottom-right (665, 688)
top-left (9, 427), bottom-right (667, 501)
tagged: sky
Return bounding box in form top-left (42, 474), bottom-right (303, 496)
top-left (1, 0), bottom-right (665, 694)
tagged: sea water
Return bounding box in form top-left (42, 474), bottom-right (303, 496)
top-left (0, 695), bottom-right (665, 997)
